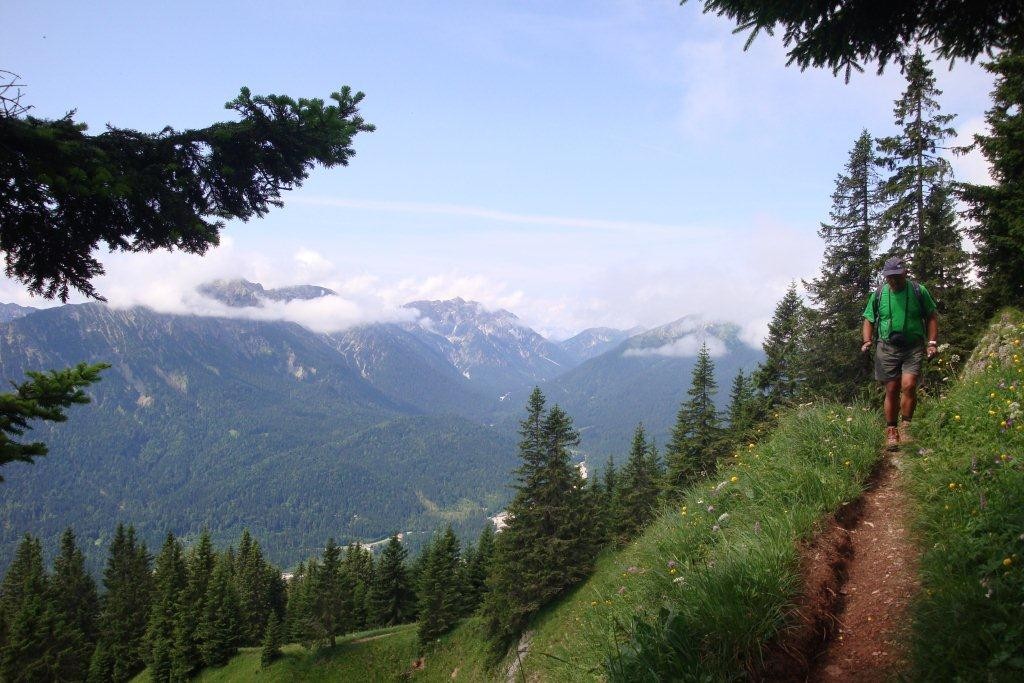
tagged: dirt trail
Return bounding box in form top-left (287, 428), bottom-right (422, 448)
top-left (759, 451), bottom-right (920, 682)
top-left (813, 452), bottom-right (919, 681)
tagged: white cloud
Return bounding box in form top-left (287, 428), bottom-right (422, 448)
top-left (623, 333), bottom-right (727, 358)
top-left (950, 115), bottom-right (994, 186)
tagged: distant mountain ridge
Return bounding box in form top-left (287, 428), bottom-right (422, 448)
top-left (0, 302), bottom-right (37, 323)
top-left (0, 285), bottom-right (762, 571)
top-left (197, 278), bottom-right (336, 307)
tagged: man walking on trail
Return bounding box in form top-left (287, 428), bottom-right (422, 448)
top-left (861, 257), bottom-right (939, 451)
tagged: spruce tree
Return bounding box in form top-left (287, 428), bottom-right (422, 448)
top-left (90, 524), bottom-right (152, 683)
top-left (260, 613), bottom-right (282, 668)
top-left (753, 284), bottom-right (807, 411)
top-left (170, 530), bottom-right (215, 679)
top-left (483, 393), bottom-right (595, 652)
top-left (803, 130), bottom-right (883, 399)
top-left (665, 342), bottom-right (724, 496)
top-left (285, 561), bottom-right (318, 650)
top-left (616, 423), bottom-right (660, 542)
top-left (49, 529), bottom-right (99, 682)
top-left (235, 530), bottom-right (272, 646)
top-left (145, 533), bottom-right (185, 683)
top-left (343, 543), bottom-right (374, 632)
top-left (877, 48), bottom-right (958, 268)
top-left (725, 369), bottom-right (758, 445)
top-left (198, 553), bottom-right (241, 668)
top-left (959, 44), bottom-right (1024, 315)
top-left (462, 524), bottom-right (495, 615)
top-left (368, 535), bottom-right (413, 627)
top-left (417, 526), bottom-right (463, 648)
top-left (0, 534), bottom-right (56, 682)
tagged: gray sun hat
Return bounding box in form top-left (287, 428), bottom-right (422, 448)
top-left (881, 257), bottom-right (907, 276)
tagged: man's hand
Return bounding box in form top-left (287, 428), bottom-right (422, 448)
top-left (861, 341), bottom-right (873, 353)
top-left (926, 344), bottom-right (937, 359)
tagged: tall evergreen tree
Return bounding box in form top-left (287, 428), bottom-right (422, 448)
top-left (417, 526), bottom-right (463, 647)
top-left (0, 534), bottom-right (56, 682)
top-left (198, 554), bottom-right (241, 668)
top-left (234, 530), bottom-right (272, 646)
top-left (753, 284), bottom-right (808, 410)
top-left (665, 342), bottom-right (724, 495)
top-left (595, 456), bottom-right (620, 547)
top-left (616, 423), bottom-right (660, 542)
top-left (49, 529), bottom-right (99, 682)
top-left (343, 543), bottom-right (374, 632)
top-left (170, 530), bottom-right (215, 679)
top-left (145, 533), bottom-right (185, 683)
top-left (959, 44), bottom-right (1024, 315)
top-left (483, 391), bottom-right (595, 653)
top-left (285, 560), bottom-right (319, 650)
top-left (89, 524), bottom-right (152, 683)
top-left (368, 535), bottom-right (414, 627)
top-left (803, 131), bottom-right (883, 399)
top-left (725, 369), bottom-right (758, 445)
top-left (260, 613), bottom-right (282, 669)
top-left (462, 524), bottom-right (495, 615)
top-left (314, 538), bottom-right (346, 647)
top-left (877, 48), bottom-right (958, 268)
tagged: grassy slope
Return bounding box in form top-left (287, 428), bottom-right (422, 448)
top-left (521, 404), bottom-right (882, 681)
top-left (906, 308), bottom-right (1024, 679)
top-left (184, 404), bottom-right (884, 681)
top-left (131, 626), bottom-right (419, 683)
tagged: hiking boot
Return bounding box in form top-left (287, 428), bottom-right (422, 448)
top-left (899, 421), bottom-right (914, 445)
top-left (886, 426), bottom-right (900, 451)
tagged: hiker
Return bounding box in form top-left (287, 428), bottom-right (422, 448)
top-left (861, 257), bottom-right (939, 451)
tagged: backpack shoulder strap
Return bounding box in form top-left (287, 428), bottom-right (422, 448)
top-left (872, 284), bottom-right (884, 339)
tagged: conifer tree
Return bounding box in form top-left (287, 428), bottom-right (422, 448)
top-left (959, 44), bottom-right (1024, 315)
top-left (89, 524), bottom-right (152, 683)
top-left (417, 526), bottom-right (463, 647)
top-left (49, 529), bottom-right (99, 681)
top-left (170, 530), bottom-right (215, 679)
top-left (462, 524), bottom-right (495, 615)
top-left (753, 285), bottom-right (807, 411)
top-left (235, 530), bottom-right (272, 645)
top-left (0, 534), bottom-right (56, 681)
top-left (260, 613), bottom-right (282, 669)
top-left (343, 543), bottom-right (374, 632)
top-left (665, 342), bottom-right (724, 495)
top-left (592, 456), bottom-right (619, 547)
top-left (483, 392), bottom-right (595, 652)
top-left (145, 533), bottom-right (185, 683)
top-left (313, 538), bottom-right (346, 647)
top-left (198, 554), bottom-right (241, 668)
top-left (368, 535), bottom-right (414, 627)
top-left (803, 131), bottom-right (883, 399)
top-left (725, 369), bottom-right (758, 445)
top-left (616, 423), bottom-right (660, 542)
top-left (877, 48), bottom-right (958, 267)
top-left (285, 561), bottom-right (319, 650)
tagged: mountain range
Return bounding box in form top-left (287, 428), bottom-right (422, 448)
top-left (0, 280), bottom-right (761, 570)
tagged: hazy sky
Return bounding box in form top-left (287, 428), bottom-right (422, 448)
top-left (2, 1), bottom-right (995, 342)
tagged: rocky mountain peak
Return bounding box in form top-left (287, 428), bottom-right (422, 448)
top-left (197, 279), bottom-right (337, 307)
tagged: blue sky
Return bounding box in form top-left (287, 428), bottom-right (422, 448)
top-left (2, 0), bottom-right (995, 341)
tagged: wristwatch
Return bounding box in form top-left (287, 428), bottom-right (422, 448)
top-left (927, 340), bottom-right (938, 346)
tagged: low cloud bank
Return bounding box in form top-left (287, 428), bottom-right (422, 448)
top-left (623, 332), bottom-right (727, 358)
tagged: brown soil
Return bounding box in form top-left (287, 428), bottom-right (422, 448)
top-left (756, 451), bottom-right (920, 682)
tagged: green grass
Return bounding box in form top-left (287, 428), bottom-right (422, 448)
top-left (905, 308), bottom-right (1024, 680)
top-left (520, 403), bottom-right (883, 681)
top-left (132, 625), bottom-right (419, 683)
top-left (160, 403), bottom-right (885, 681)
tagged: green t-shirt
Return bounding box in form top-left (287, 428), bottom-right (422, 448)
top-left (863, 282), bottom-right (937, 343)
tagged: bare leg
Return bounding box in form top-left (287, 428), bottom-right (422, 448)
top-left (901, 373), bottom-right (919, 420)
top-left (884, 379), bottom-right (900, 424)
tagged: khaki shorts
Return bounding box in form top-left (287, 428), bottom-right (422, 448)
top-left (874, 340), bottom-right (924, 381)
